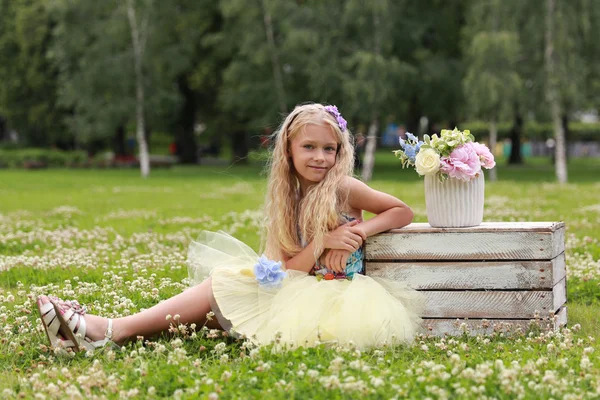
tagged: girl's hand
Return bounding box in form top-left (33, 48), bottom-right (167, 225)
top-left (323, 220), bottom-right (367, 252)
top-left (320, 249), bottom-right (351, 273)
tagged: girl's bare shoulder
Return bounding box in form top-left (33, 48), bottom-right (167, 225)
top-left (341, 176), bottom-right (369, 194)
top-left (340, 176), bottom-right (367, 218)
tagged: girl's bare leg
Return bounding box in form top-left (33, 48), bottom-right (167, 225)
top-left (39, 278), bottom-right (221, 345)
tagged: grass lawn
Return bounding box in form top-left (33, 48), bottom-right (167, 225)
top-left (1, 154), bottom-right (599, 399)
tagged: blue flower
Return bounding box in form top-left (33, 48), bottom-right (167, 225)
top-left (406, 132), bottom-right (418, 142)
top-left (254, 255), bottom-right (287, 288)
top-left (415, 141), bottom-right (423, 154)
top-left (404, 145), bottom-right (417, 162)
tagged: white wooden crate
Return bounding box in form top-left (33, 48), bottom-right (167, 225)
top-left (365, 222), bottom-right (567, 336)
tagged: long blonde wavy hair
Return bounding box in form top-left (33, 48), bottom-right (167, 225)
top-left (262, 103), bottom-right (355, 262)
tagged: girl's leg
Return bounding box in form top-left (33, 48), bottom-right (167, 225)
top-left (40, 278), bottom-right (221, 345)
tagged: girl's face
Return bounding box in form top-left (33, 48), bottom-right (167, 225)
top-left (289, 123), bottom-right (338, 192)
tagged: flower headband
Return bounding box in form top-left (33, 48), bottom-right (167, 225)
top-left (324, 105), bottom-right (347, 132)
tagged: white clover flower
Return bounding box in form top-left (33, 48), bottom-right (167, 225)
top-left (370, 376), bottom-right (384, 388)
top-left (221, 371), bottom-right (232, 381)
top-left (581, 356), bottom-right (591, 370)
top-left (307, 369), bottom-right (319, 379)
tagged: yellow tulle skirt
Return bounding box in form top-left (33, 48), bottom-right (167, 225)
top-left (188, 231), bottom-right (424, 349)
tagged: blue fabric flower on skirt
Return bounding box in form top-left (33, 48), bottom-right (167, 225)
top-left (254, 255), bottom-right (287, 288)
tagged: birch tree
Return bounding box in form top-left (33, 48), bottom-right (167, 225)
top-left (126, 0), bottom-right (150, 177)
top-left (260, 0), bottom-right (286, 114)
top-left (340, 0), bottom-right (414, 182)
top-left (544, 0), bottom-right (567, 183)
top-left (463, 0), bottom-right (522, 181)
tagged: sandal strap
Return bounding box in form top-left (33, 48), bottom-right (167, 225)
top-left (40, 304), bottom-right (61, 336)
top-left (40, 302), bottom-right (54, 315)
top-left (105, 319), bottom-right (113, 340)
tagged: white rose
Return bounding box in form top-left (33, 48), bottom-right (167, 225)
top-left (415, 148), bottom-right (441, 176)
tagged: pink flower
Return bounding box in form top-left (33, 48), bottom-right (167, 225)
top-left (440, 143), bottom-right (482, 181)
top-left (471, 142), bottom-right (496, 169)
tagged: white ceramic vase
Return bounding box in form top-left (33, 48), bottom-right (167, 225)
top-left (424, 173), bottom-right (484, 228)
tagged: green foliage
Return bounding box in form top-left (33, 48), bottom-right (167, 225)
top-left (463, 121), bottom-right (600, 141)
top-left (0, 0), bottom-right (598, 163)
top-left (0, 148), bottom-right (87, 168)
top-left (0, 0), bottom-right (67, 145)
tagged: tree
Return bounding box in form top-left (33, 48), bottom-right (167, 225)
top-left (544, 0), bottom-right (567, 183)
top-left (340, 0), bottom-right (416, 182)
top-left (463, 0), bottom-right (522, 180)
top-left (50, 1), bottom-right (136, 151)
top-left (126, 0), bottom-right (151, 177)
top-left (0, 0), bottom-right (66, 146)
top-left (51, 0), bottom-right (217, 169)
top-left (212, 0), bottom-right (300, 162)
top-left (392, 0), bottom-right (466, 135)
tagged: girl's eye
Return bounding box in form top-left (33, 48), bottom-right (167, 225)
top-left (303, 145), bottom-right (313, 149)
top-left (325, 147), bottom-right (336, 152)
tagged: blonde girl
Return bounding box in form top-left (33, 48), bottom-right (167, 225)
top-left (37, 103), bottom-right (423, 351)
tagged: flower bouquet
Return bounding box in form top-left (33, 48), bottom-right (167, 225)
top-left (394, 128), bottom-right (495, 181)
top-left (394, 128), bottom-right (496, 227)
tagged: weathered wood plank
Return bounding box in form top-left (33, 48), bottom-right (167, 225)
top-left (553, 277), bottom-right (567, 311)
top-left (421, 306), bottom-right (567, 336)
top-left (366, 253), bottom-right (566, 290)
top-left (393, 222), bottom-right (565, 233)
top-left (366, 223), bottom-right (565, 261)
top-left (421, 283), bottom-right (565, 318)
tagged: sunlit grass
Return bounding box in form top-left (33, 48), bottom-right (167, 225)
top-left (1, 156), bottom-right (599, 398)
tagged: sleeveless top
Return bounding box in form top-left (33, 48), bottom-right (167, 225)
top-left (300, 214), bottom-right (365, 281)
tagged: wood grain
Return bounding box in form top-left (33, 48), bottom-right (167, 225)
top-left (391, 222), bottom-right (565, 233)
top-left (365, 253), bottom-right (566, 290)
top-left (365, 224), bottom-right (565, 261)
top-left (421, 307), bottom-right (567, 336)
top-left (421, 281), bottom-right (565, 318)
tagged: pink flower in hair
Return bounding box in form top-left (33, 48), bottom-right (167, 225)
top-left (471, 142), bottom-right (496, 169)
top-left (440, 142), bottom-right (482, 181)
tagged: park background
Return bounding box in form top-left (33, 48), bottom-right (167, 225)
top-left (1, 0), bottom-right (600, 399)
top-left (0, 0), bottom-right (599, 180)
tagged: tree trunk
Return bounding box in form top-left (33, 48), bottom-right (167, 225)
top-left (508, 107), bottom-right (523, 164)
top-left (0, 115), bottom-right (6, 142)
top-left (361, 116), bottom-right (379, 182)
top-left (261, 0), bottom-right (286, 114)
top-left (231, 128), bottom-right (249, 164)
top-left (488, 119), bottom-right (498, 181)
top-left (561, 113), bottom-right (570, 161)
top-left (361, 7), bottom-right (382, 182)
top-left (544, 0), bottom-right (567, 183)
top-left (127, 0), bottom-right (150, 178)
top-left (114, 125), bottom-right (126, 156)
top-left (406, 94), bottom-right (422, 135)
top-left (175, 75), bottom-right (198, 164)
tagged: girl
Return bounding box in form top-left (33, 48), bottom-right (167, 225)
top-left (37, 103), bottom-right (424, 351)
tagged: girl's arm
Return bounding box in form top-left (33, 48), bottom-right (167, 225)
top-left (345, 177), bottom-right (414, 237)
top-left (282, 239), bottom-right (321, 273)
